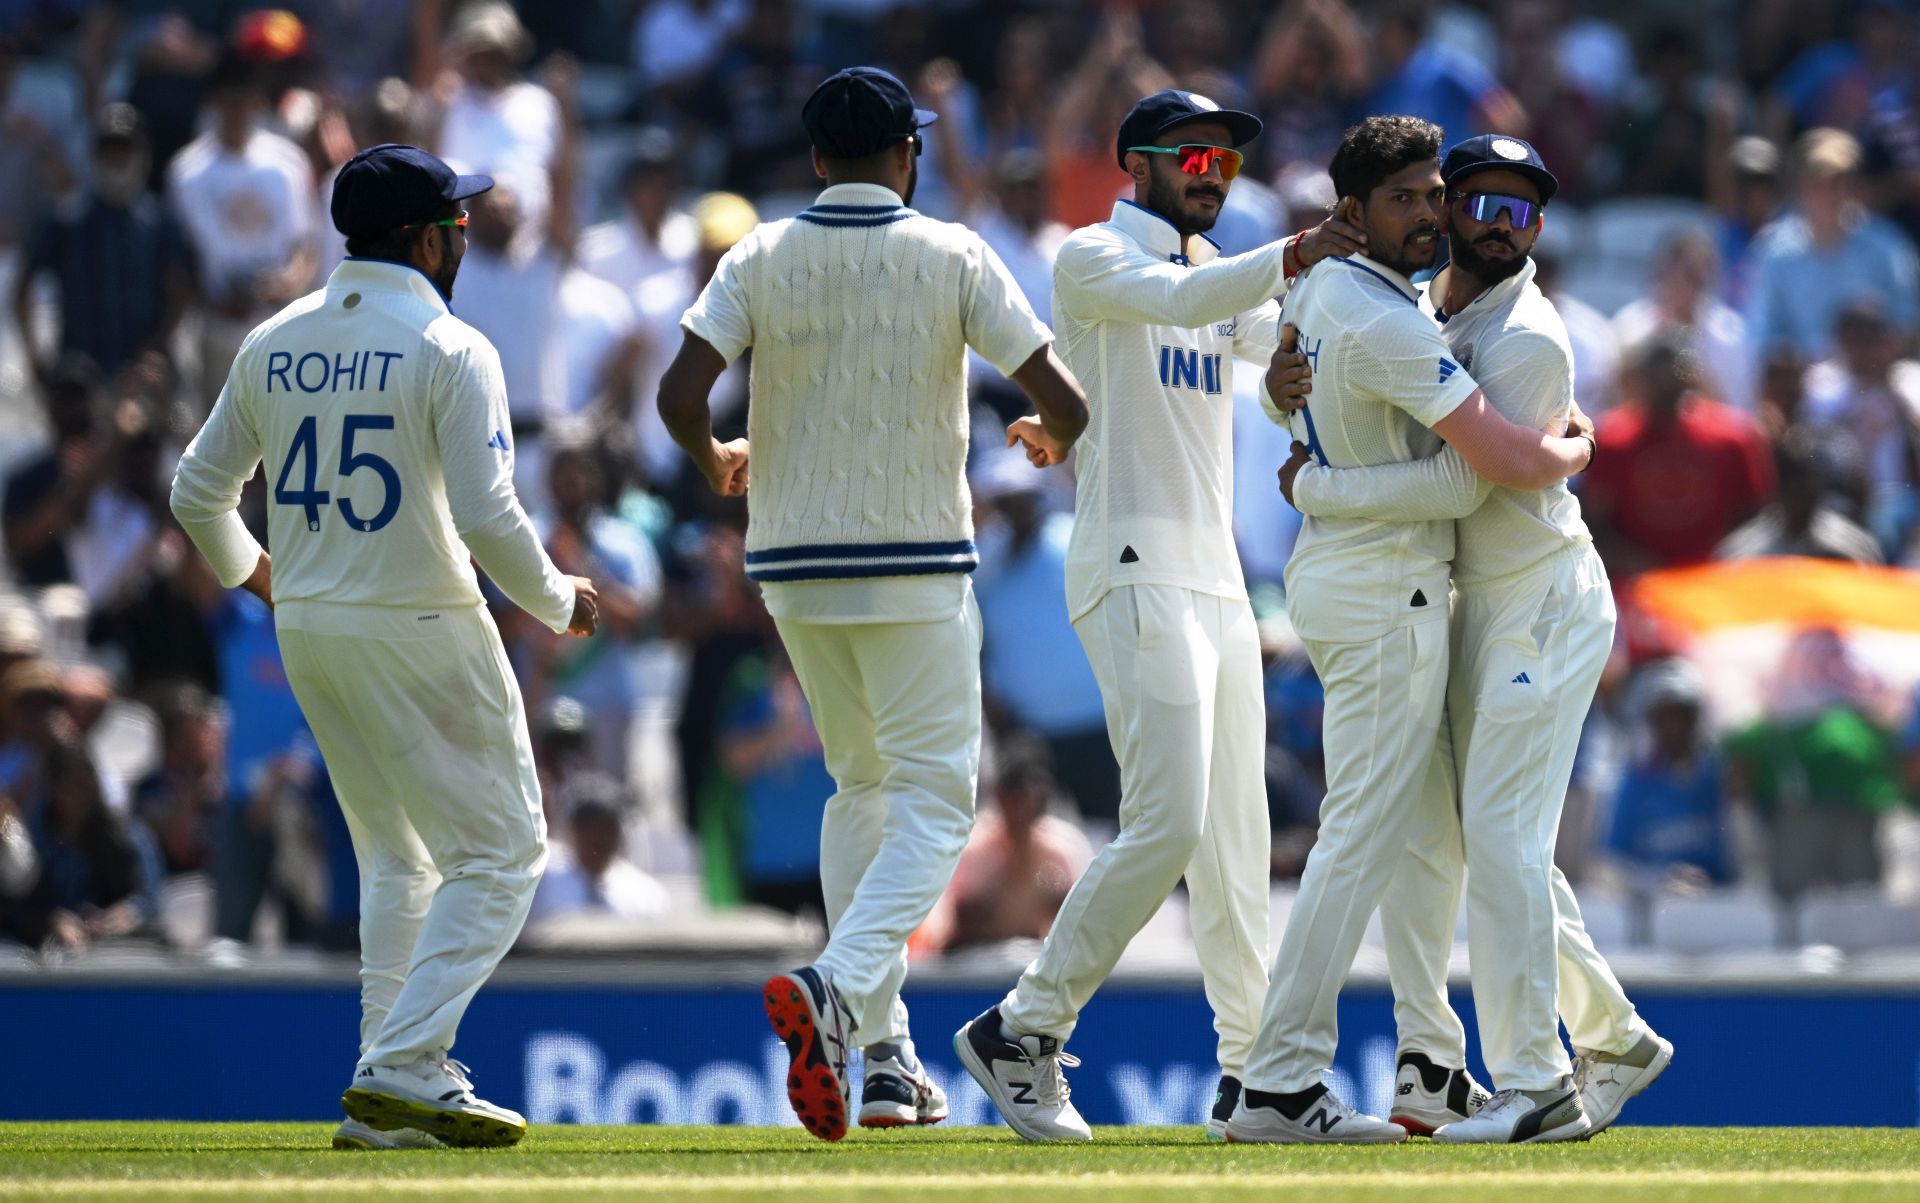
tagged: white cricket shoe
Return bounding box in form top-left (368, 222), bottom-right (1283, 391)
top-left (859, 1047), bottom-right (949, 1128)
top-left (953, 1006), bottom-right (1091, 1141)
top-left (331, 1118), bottom-right (445, 1150)
top-left (1389, 1050), bottom-right (1492, 1137)
top-left (764, 965), bottom-right (855, 1141)
top-left (1574, 1029), bottom-right (1674, 1135)
top-left (1225, 1087), bottom-right (1408, 1144)
top-left (1435, 1083), bottom-right (1592, 1144)
top-left (340, 1056), bottom-right (527, 1148)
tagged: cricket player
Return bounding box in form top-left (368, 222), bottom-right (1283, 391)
top-left (953, 88), bottom-right (1406, 1143)
top-left (1227, 116), bottom-right (1595, 1144)
top-left (656, 66), bottom-right (1090, 1143)
top-left (169, 144), bottom-right (600, 1150)
top-left (1274, 134), bottom-right (1672, 1143)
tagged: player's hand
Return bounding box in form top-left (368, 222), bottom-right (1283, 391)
top-left (705, 437), bottom-right (750, 496)
top-left (1563, 401), bottom-right (1595, 442)
top-left (1293, 202), bottom-right (1368, 268)
top-left (1006, 415), bottom-right (1070, 467)
top-left (240, 552), bottom-right (272, 610)
top-left (1277, 441), bottom-right (1313, 508)
top-left (567, 576), bottom-right (599, 637)
top-left (1262, 322), bottom-right (1312, 422)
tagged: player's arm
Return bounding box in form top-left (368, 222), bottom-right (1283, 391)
top-left (1430, 389), bottom-right (1590, 490)
top-left (170, 365), bottom-right (271, 605)
top-left (436, 341), bottom-right (595, 636)
top-left (960, 238), bottom-right (1089, 466)
top-left (1291, 443), bottom-right (1491, 520)
top-left (1004, 346), bottom-right (1089, 467)
top-left (657, 332), bottom-right (748, 494)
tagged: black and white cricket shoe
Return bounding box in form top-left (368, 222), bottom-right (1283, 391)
top-left (1389, 1050), bottom-right (1492, 1136)
top-left (764, 965), bottom-right (855, 1141)
top-left (1574, 1029), bottom-right (1673, 1135)
top-left (1435, 1083), bottom-right (1593, 1144)
top-left (340, 1056), bottom-right (526, 1148)
top-left (1225, 1085), bottom-right (1408, 1144)
top-left (1205, 1074), bottom-right (1242, 1140)
top-left (859, 1048), bottom-right (949, 1128)
top-left (953, 1006), bottom-right (1091, 1141)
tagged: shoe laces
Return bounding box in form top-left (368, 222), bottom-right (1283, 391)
top-left (1479, 1088), bottom-right (1527, 1118)
top-left (1028, 1047), bottom-right (1081, 1110)
top-left (436, 1058), bottom-right (475, 1095)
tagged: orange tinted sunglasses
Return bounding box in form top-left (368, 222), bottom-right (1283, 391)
top-left (1126, 143), bottom-right (1244, 182)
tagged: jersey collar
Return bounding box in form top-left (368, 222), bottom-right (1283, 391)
top-left (1331, 252), bottom-right (1421, 305)
top-left (1109, 199), bottom-right (1222, 267)
top-left (1428, 256), bottom-right (1536, 324)
top-left (333, 257), bottom-right (452, 315)
top-left (812, 181), bottom-right (908, 209)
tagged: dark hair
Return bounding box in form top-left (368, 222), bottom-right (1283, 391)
top-left (343, 200), bottom-right (459, 260)
top-left (1329, 115), bottom-right (1444, 201)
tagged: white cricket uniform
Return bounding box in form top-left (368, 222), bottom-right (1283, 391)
top-left (1291, 258), bottom-right (1648, 1089)
top-left (995, 201), bottom-right (1289, 1076)
top-left (681, 182), bottom-right (1051, 1048)
top-left (170, 257), bottom-right (575, 1068)
top-left (1243, 253), bottom-right (1482, 1094)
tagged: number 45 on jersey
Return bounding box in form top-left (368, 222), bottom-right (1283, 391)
top-left (274, 414), bottom-right (403, 533)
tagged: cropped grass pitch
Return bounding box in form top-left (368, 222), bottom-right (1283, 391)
top-left (3, 1124), bottom-right (1916, 1202)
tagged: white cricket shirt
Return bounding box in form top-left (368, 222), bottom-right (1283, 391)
top-left (1290, 257), bottom-right (1591, 587)
top-left (1278, 253), bottom-right (1479, 642)
top-left (170, 258), bottom-right (576, 633)
top-left (1055, 200), bottom-right (1291, 622)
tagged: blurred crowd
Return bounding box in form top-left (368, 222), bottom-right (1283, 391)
top-left (2, 0), bottom-right (1920, 965)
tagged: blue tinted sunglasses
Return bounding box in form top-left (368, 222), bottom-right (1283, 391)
top-left (1459, 192), bottom-right (1540, 227)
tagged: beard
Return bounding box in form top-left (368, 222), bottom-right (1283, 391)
top-left (1370, 226), bottom-right (1442, 278)
top-left (432, 230), bottom-right (461, 302)
top-left (1146, 169), bottom-right (1224, 235)
top-left (902, 158), bottom-right (919, 207)
top-left (1448, 230), bottom-right (1530, 285)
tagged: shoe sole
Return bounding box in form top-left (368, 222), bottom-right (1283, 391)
top-left (1205, 1119), bottom-right (1227, 1141)
top-left (764, 973), bottom-right (849, 1142)
top-left (1390, 1115), bottom-right (1442, 1138)
top-left (1224, 1122), bottom-right (1408, 1145)
top-left (1583, 1038), bottom-right (1675, 1137)
top-left (331, 1132), bottom-right (376, 1151)
top-left (859, 1104), bottom-right (948, 1128)
top-left (339, 1088), bottom-right (525, 1149)
top-left (951, 1022), bottom-right (1087, 1142)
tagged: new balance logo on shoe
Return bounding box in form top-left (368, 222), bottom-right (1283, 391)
top-left (1512, 672), bottom-right (1532, 684)
top-left (1398, 1082), bottom-right (1414, 1096)
top-left (1010, 1081), bottom-right (1036, 1105)
top-left (1304, 1108), bottom-right (1342, 1134)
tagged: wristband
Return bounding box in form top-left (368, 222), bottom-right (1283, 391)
top-left (1283, 230), bottom-right (1309, 281)
top-left (1577, 433), bottom-right (1596, 473)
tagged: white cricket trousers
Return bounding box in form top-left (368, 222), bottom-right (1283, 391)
top-left (1245, 609), bottom-right (1452, 1093)
top-left (1448, 544), bottom-right (1642, 1089)
top-left (774, 595), bottom-right (983, 1049)
top-left (276, 601), bottom-right (546, 1069)
top-left (1001, 585), bottom-right (1271, 1074)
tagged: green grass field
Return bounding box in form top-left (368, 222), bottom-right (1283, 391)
top-left (2, 1124), bottom-right (1916, 1202)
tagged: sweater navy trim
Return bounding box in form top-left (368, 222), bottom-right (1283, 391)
top-left (746, 538), bottom-right (975, 565)
top-left (1333, 258), bottom-right (1418, 304)
top-left (750, 560), bottom-right (979, 583)
top-left (796, 209), bottom-right (917, 228)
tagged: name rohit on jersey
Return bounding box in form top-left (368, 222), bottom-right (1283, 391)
top-left (1158, 346), bottom-right (1225, 395)
top-left (265, 349), bottom-right (405, 394)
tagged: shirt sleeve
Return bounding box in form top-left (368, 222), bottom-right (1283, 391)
top-left (1291, 444), bottom-right (1492, 521)
top-left (961, 236), bottom-right (1052, 376)
top-left (1353, 306), bottom-right (1479, 427)
top-left (1054, 227), bottom-right (1291, 328)
top-left (434, 338), bottom-right (576, 633)
top-left (1231, 297), bottom-right (1283, 367)
top-left (1471, 328), bottom-right (1574, 432)
top-left (680, 237), bottom-right (754, 364)
top-left (170, 356), bottom-right (267, 589)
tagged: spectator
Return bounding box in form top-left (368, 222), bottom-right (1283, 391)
top-left (434, 3), bottom-right (560, 224)
top-left (14, 103), bottom-right (192, 385)
top-left (1725, 627), bottom-right (1905, 903)
top-left (953, 148), bottom-right (1068, 422)
top-left (1499, 0), bottom-right (1603, 200)
top-left (1261, 614), bottom-right (1327, 877)
top-left (554, 263), bottom-right (643, 429)
top-left (1798, 301), bottom-right (1920, 558)
top-left (918, 736), bottom-right (1092, 953)
top-left (1604, 658), bottom-right (1737, 892)
top-left (1584, 331), bottom-right (1776, 574)
top-left (1709, 135), bottom-right (1785, 310)
top-left (1612, 231), bottom-right (1757, 413)
top-left (1249, 0), bottom-right (1367, 169)
top-left (1745, 127), bottom-right (1919, 362)
top-left (0, 656), bottom-right (76, 812)
top-left (632, 0), bottom-right (748, 105)
top-left (972, 453), bottom-right (1117, 823)
top-left (0, 36), bottom-right (73, 257)
top-left (131, 680), bottom-right (223, 879)
top-left (713, 645), bottom-right (830, 916)
top-left (1360, 0), bottom-right (1528, 144)
top-left (693, 0), bottom-right (823, 199)
top-left (1533, 247), bottom-right (1621, 414)
top-left (1609, 21), bottom-right (1715, 200)
top-left (530, 775), bottom-right (670, 922)
top-left (4, 741), bottom-right (153, 954)
top-left (166, 52), bottom-right (314, 399)
top-left (532, 695), bottom-right (593, 832)
top-left (4, 362), bottom-right (107, 589)
top-left (577, 129), bottom-right (697, 295)
top-left (1715, 431), bottom-right (1882, 564)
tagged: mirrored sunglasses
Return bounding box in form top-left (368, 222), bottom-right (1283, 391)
top-left (1126, 143), bottom-right (1244, 182)
top-left (1459, 192), bottom-right (1539, 227)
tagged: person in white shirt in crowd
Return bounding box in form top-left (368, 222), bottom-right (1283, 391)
top-left (1531, 246), bottom-right (1620, 414)
top-left (633, 0), bottom-right (749, 103)
top-left (1228, 118), bottom-right (1595, 1146)
top-left (1799, 299), bottom-right (1920, 560)
top-left (577, 129), bottom-right (699, 295)
top-left (529, 775), bottom-right (670, 923)
top-left (169, 143), bottom-right (598, 1152)
top-left (433, 3), bottom-right (560, 229)
top-left (659, 67), bottom-right (1089, 1142)
top-left (1612, 229), bottom-right (1755, 412)
top-left (167, 53), bottom-right (314, 404)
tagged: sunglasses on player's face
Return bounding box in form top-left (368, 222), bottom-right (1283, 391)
top-left (409, 210), bottom-right (470, 231)
top-left (1456, 191), bottom-right (1540, 228)
top-left (1126, 143), bottom-right (1244, 182)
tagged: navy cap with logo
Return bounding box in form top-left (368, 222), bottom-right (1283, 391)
top-left (330, 143), bottom-right (494, 240)
top-left (1442, 134), bottom-right (1558, 204)
top-left (802, 67), bottom-right (938, 160)
top-left (1116, 89), bottom-right (1262, 170)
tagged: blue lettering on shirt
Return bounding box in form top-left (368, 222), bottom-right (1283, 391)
top-left (1157, 346), bottom-right (1224, 395)
top-left (265, 349), bottom-right (405, 394)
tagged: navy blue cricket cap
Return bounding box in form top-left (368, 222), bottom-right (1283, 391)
top-left (802, 67), bottom-right (937, 160)
top-left (330, 143), bottom-right (494, 239)
top-left (1116, 89), bottom-right (1262, 170)
top-left (1442, 134), bottom-right (1558, 204)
